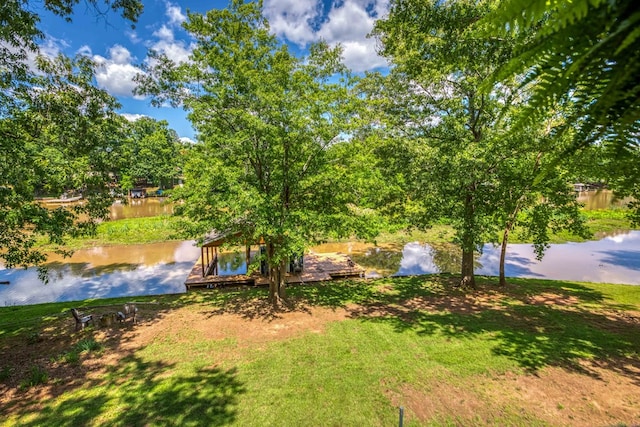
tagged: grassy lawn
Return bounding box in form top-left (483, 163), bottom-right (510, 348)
top-left (37, 216), bottom-right (183, 251)
top-left (1, 276), bottom-right (639, 426)
top-left (31, 207), bottom-right (636, 253)
top-left (373, 209), bottom-right (636, 246)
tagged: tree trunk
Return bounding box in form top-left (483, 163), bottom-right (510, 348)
top-left (460, 249), bottom-right (475, 289)
top-left (459, 190), bottom-right (476, 289)
top-left (499, 225), bottom-right (510, 286)
top-left (267, 243), bottom-right (286, 306)
top-left (500, 201), bottom-right (522, 287)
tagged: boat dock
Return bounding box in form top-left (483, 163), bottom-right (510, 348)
top-left (184, 251), bottom-right (364, 290)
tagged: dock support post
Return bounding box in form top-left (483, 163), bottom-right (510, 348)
top-left (201, 247), bottom-right (205, 277)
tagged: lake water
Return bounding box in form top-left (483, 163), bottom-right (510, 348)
top-left (0, 241), bottom-right (200, 307)
top-left (1, 231), bottom-right (639, 306)
top-left (2, 192), bottom-right (638, 306)
top-left (108, 198), bottom-right (173, 220)
top-left (394, 231), bottom-right (640, 285)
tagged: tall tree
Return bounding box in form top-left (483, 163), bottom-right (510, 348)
top-left (0, 0), bottom-right (142, 271)
top-left (137, 0), bottom-right (375, 304)
top-left (1, 55), bottom-right (126, 271)
top-left (371, 0), bottom-right (586, 288)
top-left (120, 117), bottom-right (183, 189)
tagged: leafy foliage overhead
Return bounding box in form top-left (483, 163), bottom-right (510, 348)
top-left (0, 0), bottom-right (142, 271)
top-left (480, 0), bottom-right (640, 149)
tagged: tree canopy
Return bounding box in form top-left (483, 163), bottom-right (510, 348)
top-left (480, 0), bottom-right (639, 149)
top-left (137, 0), bottom-right (376, 304)
top-left (370, 0), bottom-right (586, 288)
top-left (118, 117), bottom-right (185, 190)
top-left (0, 0), bottom-right (142, 272)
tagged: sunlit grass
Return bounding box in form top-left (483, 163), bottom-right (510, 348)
top-left (1, 276), bottom-right (638, 426)
top-left (37, 216), bottom-right (183, 251)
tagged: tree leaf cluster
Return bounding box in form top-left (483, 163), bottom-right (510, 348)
top-left (0, 0), bottom-right (142, 272)
top-left (138, 0), bottom-right (381, 302)
top-left (480, 0), bottom-right (640, 150)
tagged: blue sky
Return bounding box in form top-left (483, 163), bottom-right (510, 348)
top-left (35, 0), bottom-right (390, 141)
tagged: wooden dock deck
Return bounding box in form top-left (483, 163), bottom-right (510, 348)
top-left (184, 251), bottom-right (364, 290)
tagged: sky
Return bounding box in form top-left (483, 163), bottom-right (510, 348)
top-left (35, 0), bottom-right (390, 142)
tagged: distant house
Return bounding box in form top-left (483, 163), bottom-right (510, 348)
top-left (573, 183), bottom-right (588, 192)
top-left (130, 188), bottom-right (147, 198)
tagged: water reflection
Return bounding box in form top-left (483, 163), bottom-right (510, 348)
top-left (476, 231), bottom-right (640, 284)
top-left (393, 242), bottom-right (463, 277)
top-left (311, 232), bottom-right (640, 285)
top-left (0, 241), bottom-right (200, 306)
top-left (576, 190), bottom-right (633, 210)
top-left (1, 231), bottom-right (639, 307)
top-left (216, 251), bottom-right (248, 276)
top-left (109, 198), bottom-right (173, 220)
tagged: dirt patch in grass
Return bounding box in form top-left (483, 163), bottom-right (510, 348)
top-left (390, 361), bottom-right (640, 427)
top-left (0, 302), bottom-right (352, 411)
top-left (386, 381), bottom-right (487, 425)
top-left (128, 301), bottom-right (350, 349)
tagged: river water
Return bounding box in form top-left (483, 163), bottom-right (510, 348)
top-left (1, 193), bottom-right (638, 306)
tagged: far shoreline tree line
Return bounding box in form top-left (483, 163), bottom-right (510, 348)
top-left (1, 0), bottom-right (638, 305)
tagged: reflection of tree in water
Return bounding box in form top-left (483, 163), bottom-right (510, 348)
top-left (351, 248), bottom-right (403, 277)
top-left (218, 252), bottom-right (246, 275)
top-left (429, 243), bottom-right (464, 274)
top-left (351, 243), bottom-right (476, 277)
top-left (45, 261), bottom-right (140, 279)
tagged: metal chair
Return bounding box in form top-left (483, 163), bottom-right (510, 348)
top-left (117, 303), bottom-right (138, 324)
top-left (71, 308), bottom-right (94, 330)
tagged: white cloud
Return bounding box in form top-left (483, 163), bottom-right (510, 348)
top-left (153, 25), bottom-right (175, 42)
top-left (263, 0), bottom-right (389, 72)
top-left (109, 45), bottom-right (132, 65)
top-left (121, 113), bottom-right (148, 122)
top-left (148, 23), bottom-right (192, 64)
top-left (39, 37), bottom-right (66, 58)
top-left (165, 2), bottom-right (187, 26)
top-left (263, 0), bottom-right (320, 45)
top-left (340, 39), bottom-right (387, 72)
top-left (91, 45), bottom-right (145, 98)
top-left (126, 30), bottom-right (141, 44)
top-left (179, 136), bottom-right (195, 144)
top-left (318, 1), bottom-right (373, 42)
top-left (77, 45), bottom-right (92, 56)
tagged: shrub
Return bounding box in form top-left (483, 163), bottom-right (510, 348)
top-left (26, 331), bottom-right (42, 344)
top-left (63, 351), bottom-right (81, 365)
top-left (74, 338), bottom-right (102, 353)
top-left (0, 366), bottom-right (12, 382)
top-left (20, 365), bottom-right (48, 389)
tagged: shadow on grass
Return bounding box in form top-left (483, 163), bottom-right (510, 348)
top-left (285, 275), bottom-right (640, 381)
top-left (201, 280), bottom-right (383, 322)
top-left (349, 276), bottom-right (640, 382)
top-left (9, 355), bottom-right (245, 426)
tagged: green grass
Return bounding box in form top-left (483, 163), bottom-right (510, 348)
top-left (37, 216), bottom-right (183, 250)
top-left (34, 207), bottom-right (636, 253)
top-left (19, 365), bottom-right (48, 389)
top-left (371, 209), bottom-right (636, 246)
top-left (376, 225), bottom-right (457, 245)
top-left (1, 276), bottom-right (639, 426)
